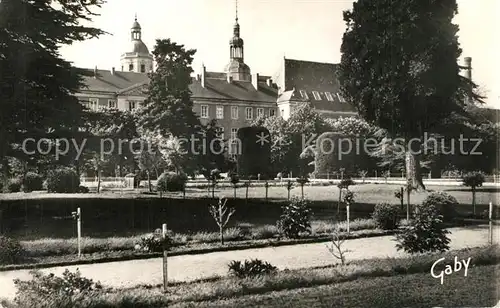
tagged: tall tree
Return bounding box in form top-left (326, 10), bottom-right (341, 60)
top-left (139, 39), bottom-right (200, 139)
top-left (0, 0), bottom-right (105, 178)
top-left (338, 0), bottom-right (481, 190)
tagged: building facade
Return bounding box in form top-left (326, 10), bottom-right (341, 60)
top-left (76, 14), bottom-right (365, 140)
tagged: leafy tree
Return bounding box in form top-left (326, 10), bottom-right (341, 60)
top-left (197, 119), bottom-right (229, 178)
top-left (339, 0), bottom-right (482, 190)
top-left (0, 0), bottom-right (105, 179)
top-left (461, 171), bottom-right (485, 216)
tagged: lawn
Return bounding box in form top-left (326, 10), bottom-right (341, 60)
top-left (0, 183), bottom-right (497, 240)
top-left (179, 264), bottom-right (498, 308)
top-left (1, 183), bottom-right (497, 206)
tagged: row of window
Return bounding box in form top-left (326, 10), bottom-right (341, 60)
top-left (201, 105), bottom-right (276, 120)
top-left (213, 127), bottom-right (241, 141)
top-left (121, 63), bottom-right (147, 73)
top-left (299, 90), bottom-right (346, 102)
top-left (83, 99), bottom-right (137, 111)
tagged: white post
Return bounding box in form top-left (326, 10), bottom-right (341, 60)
top-left (77, 207), bottom-right (81, 258)
top-left (489, 202), bottom-right (493, 245)
top-left (162, 223), bottom-right (168, 292)
top-left (346, 204), bottom-right (350, 234)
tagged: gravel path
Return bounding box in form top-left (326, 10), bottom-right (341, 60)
top-left (0, 225), bottom-right (497, 300)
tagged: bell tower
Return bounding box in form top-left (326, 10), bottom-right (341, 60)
top-left (120, 15), bottom-right (154, 73)
top-left (224, 0), bottom-right (251, 81)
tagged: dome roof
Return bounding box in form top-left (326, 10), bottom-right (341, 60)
top-left (230, 37), bottom-right (244, 46)
top-left (132, 20), bottom-right (141, 29)
top-left (225, 59), bottom-right (250, 74)
top-left (131, 40), bottom-right (150, 54)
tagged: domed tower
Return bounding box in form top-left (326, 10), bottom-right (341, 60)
top-left (120, 15), bottom-right (153, 73)
top-left (224, 1), bottom-right (251, 81)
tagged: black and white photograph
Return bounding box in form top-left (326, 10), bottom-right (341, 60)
top-left (0, 0), bottom-right (498, 307)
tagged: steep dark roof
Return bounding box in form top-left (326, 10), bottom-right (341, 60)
top-left (80, 69), bottom-right (149, 93)
top-left (79, 68), bottom-right (277, 103)
top-left (281, 58), bottom-right (356, 113)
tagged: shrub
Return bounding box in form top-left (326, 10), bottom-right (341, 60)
top-left (21, 172), bottom-right (43, 192)
top-left (422, 192), bottom-right (458, 222)
top-left (5, 177), bottom-right (22, 193)
top-left (46, 167), bottom-right (80, 193)
top-left (396, 202), bottom-right (451, 254)
top-left (12, 269), bottom-right (101, 307)
top-left (237, 126), bottom-right (272, 179)
top-left (228, 259), bottom-right (278, 278)
top-left (135, 232), bottom-right (172, 253)
top-left (157, 172), bottom-right (188, 192)
top-left (372, 203), bottom-right (400, 230)
top-left (276, 197), bottom-right (312, 238)
top-left (0, 235), bottom-right (25, 265)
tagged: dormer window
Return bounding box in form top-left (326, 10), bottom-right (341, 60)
top-left (337, 93), bottom-right (346, 103)
top-left (325, 92), bottom-right (334, 101)
top-left (299, 90), bottom-right (309, 100)
top-left (312, 91), bottom-right (321, 100)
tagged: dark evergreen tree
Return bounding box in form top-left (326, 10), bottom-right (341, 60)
top-left (338, 0), bottom-right (482, 190)
top-left (0, 0), bottom-right (105, 178)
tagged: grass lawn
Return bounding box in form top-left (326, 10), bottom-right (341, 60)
top-left (1, 183), bottom-right (498, 207)
top-left (180, 264), bottom-right (498, 308)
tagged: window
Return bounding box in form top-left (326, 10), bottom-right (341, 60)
top-left (88, 98), bottom-right (99, 111)
top-left (257, 108), bottom-right (264, 117)
top-left (337, 93), bottom-right (346, 103)
top-left (299, 90), bottom-right (309, 100)
top-left (128, 64), bottom-right (133, 71)
top-left (201, 105), bottom-right (209, 118)
top-left (269, 109), bottom-right (276, 117)
top-left (140, 64), bottom-right (145, 73)
top-left (324, 92), bottom-right (334, 101)
top-left (245, 107), bottom-right (253, 120)
top-left (216, 127), bottom-right (224, 140)
top-left (108, 100), bottom-right (117, 109)
top-left (216, 106), bottom-right (224, 119)
top-left (128, 101), bottom-right (137, 111)
top-left (231, 106), bottom-right (238, 119)
top-left (312, 91), bottom-right (321, 100)
top-left (231, 128), bottom-right (238, 139)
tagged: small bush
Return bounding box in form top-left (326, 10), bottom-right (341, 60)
top-left (5, 177), bottom-right (22, 193)
top-left (276, 197), bottom-right (312, 238)
top-left (396, 202), bottom-right (451, 254)
top-left (0, 236), bottom-right (25, 265)
top-left (135, 232), bottom-right (172, 253)
top-left (46, 167), bottom-right (80, 193)
top-left (21, 172), bottom-right (43, 192)
top-left (372, 203), bottom-right (400, 230)
top-left (157, 172), bottom-right (188, 192)
top-left (12, 269), bottom-right (101, 307)
top-left (228, 259), bottom-right (278, 278)
top-left (422, 192), bottom-right (458, 222)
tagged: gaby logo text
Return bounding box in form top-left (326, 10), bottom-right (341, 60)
top-left (431, 256), bottom-right (471, 285)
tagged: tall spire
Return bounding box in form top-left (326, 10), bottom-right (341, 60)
top-left (235, 0), bottom-right (238, 23)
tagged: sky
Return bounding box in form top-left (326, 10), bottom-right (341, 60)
top-left (60, 0), bottom-right (499, 109)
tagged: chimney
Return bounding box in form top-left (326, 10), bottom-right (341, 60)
top-left (227, 74), bottom-right (233, 83)
top-left (201, 64), bottom-right (206, 88)
top-left (266, 78), bottom-right (272, 87)
top-left (111, 67), bottom-right (115, 75)
top-left (196, 74), bottom-right (200, 81)
top-left (464, 57), bottom-right (472, 81)
top-left (252, 73), bottom-right (259, 90)
top-left (93, 66), bottom-right (97, 78)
